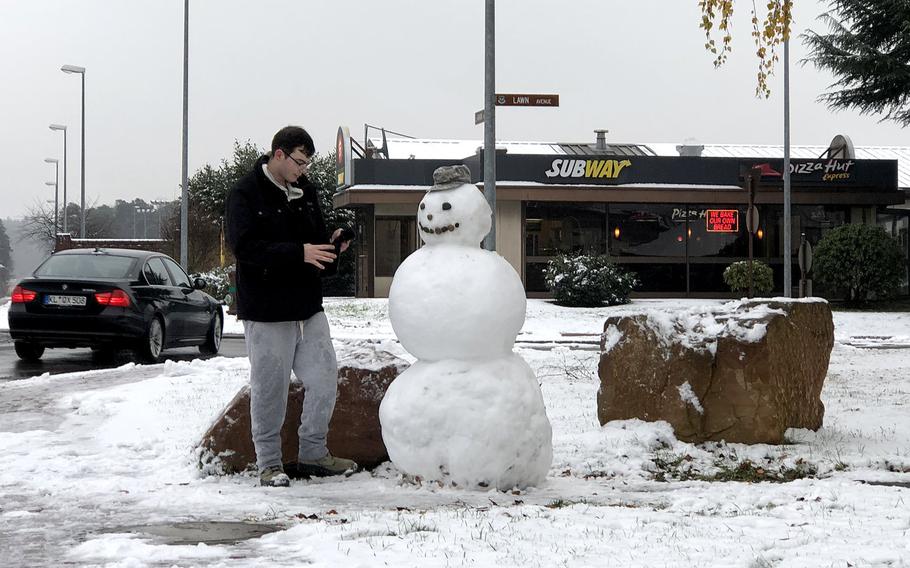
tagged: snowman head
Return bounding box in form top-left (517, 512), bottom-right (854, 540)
top-left (418, 166), bottom-right (491, 246)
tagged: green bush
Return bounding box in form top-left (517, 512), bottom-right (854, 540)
top-left (813, 224), bottom-right (905, 303)
top-left (196, 265), bottom-right (233, 302)
top-left (723, 260), bottom-right (774, 295)
top-left (544, 253), bottom-right (638, 307)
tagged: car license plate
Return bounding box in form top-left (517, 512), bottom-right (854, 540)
top-left (44, 294), bottom-right (87, 307)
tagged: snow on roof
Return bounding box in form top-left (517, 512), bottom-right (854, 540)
top-left (367, 137), bottom-right (910, 189)
top-left (370, 138), bottom-right (562, 159)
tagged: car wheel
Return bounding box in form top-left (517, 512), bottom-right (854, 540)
top-left (135, 316), bottom-right (165, 363)
top-left (199, 310), bottom-right (223, 355)
top-left (14, 342), bottom-right (45, 362)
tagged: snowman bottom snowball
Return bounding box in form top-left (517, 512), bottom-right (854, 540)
top-left (378, 354), bottom-right (553, 490)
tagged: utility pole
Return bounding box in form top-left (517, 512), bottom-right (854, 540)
top-left (482, 0), bottom-right (496, 251)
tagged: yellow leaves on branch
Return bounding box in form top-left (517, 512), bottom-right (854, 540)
top-left (698, 0), bottom-right (792, 98)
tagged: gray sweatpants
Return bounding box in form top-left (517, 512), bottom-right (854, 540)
top-left (243, 312), bottom-right (338, 470)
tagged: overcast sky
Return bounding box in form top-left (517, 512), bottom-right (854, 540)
top-left (1, 0), bottom-right (907, 219)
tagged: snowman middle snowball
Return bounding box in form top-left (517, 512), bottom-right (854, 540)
top-left (380, 165), bottom-right (553, 490)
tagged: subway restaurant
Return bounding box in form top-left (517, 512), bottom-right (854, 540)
top-left (332, 130), bottom-right (909, 298)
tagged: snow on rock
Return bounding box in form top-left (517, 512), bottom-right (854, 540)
top-left (677, 381), bottom-right (704, 414)
top-left (600, 298), bottom-right (820, 356)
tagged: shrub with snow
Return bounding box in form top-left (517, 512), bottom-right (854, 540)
top-left (544, 253), bottom-right (637, 307)
top-left (723, 260), bottom-right (774, 295)
top-left (196, 265), bottom-right (232, 301)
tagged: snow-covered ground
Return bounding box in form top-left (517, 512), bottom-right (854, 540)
top-left (1, 298), bottom-right (910, 567)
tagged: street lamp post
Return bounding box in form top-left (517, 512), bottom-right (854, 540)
top-left (44, 159), bottom-right (59, 234)
top-left (61, 64), bottom-right (85, 238)
top-left (180, 0), bottom-right (190, 269)
top-left (49, 124), bottom-right (68, 233)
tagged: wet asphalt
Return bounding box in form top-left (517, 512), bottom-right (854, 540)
top-left (0, 331), bottom-right (248, 382)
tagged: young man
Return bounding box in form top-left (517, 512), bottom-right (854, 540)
top-left (225, 126), bottom-right (357, 487)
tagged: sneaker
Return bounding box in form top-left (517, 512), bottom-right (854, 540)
top-left (259, 465), bottom-right (290, 487)
top-left (296, 454), bottom-right (360, 477)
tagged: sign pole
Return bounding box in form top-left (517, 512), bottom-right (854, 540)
top-left (747, 167), bottom-right (762, 298)
top-left (748, 171), bottom-right (755, 298)
top-left (483, 0), bottom-right (496, 251)
top-left (783, 35), bottom-right (793, 296)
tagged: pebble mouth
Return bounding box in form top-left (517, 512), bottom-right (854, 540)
top-left (420, 222), bottom-right (460, 235)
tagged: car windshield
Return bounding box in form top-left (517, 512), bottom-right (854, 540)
top-left (34, 254), bottom-right (138, 279)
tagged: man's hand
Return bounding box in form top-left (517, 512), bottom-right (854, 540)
top-left (331, 228), bottom-right (352, 253)
top-left (304, 243), bottom-right (337, 269)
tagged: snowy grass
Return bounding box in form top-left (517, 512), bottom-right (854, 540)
top-left (1, 299), bottom-right (910, 566)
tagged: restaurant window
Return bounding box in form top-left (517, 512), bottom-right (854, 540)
top-left (525, 202), bottom-right (606, 257)
top-left (686, 205), bottom-right (748, 258)
top-left (609, 204), bottom-right (685, 257)
top-left (795, 205), bottom-right (848, 248)
top-left (525, 202), bottom-right (606, 292)
top-left (878, 210), bottom-right (910, 295)
top-left (375, 217), bottom-right (417, 277)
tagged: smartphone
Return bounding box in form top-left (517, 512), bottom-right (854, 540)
top-left (333, 227), bottom-right (357, 258)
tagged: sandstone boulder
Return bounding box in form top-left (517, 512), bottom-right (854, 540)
top-left (597, 299), bottom-right (834, 444)
top-left (198, 344), bottom-right (409, 474)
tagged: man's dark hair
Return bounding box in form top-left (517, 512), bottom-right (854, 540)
top-left (271, 126), bottom-right (315, 158)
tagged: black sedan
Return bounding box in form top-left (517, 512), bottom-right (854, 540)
top-left (8, 248), bottom-right (223, 363)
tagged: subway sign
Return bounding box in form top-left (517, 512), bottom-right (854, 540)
top-left (706, 209), bottom-right (739, 232)
top-left (544, 158), bottom-right (632, 180)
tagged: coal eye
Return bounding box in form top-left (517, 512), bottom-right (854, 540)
top-left (420, 203), bottom-right (426, 210)
top-left (442, 202), bottom-right (452, 210)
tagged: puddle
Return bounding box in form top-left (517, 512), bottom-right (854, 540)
top-left (860, 481), bottom-right (910, 489)
top-left (112, 521), bottom-right (281, 545)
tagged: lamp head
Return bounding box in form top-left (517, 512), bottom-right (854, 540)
top-left (49, 124), bottom-right (67, 132)
top-left (61, 64), bottom-right (86, 74)
top-left (44, 158), bottom-right (59, 164)
top-left (45, 181), bottom-right (56, 186)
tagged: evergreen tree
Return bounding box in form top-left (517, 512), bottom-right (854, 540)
top-left (172, 139), bottom-right (355, 295)
top-left (803, 0), bottom-right (910, 126)
top-left (813, 223), bottom-right (905, 303)
top-left (0, 218), bottom-right (12, 294)
top-left (306, 151), bottom-right (356, 296)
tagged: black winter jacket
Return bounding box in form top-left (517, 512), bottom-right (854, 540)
top-left (225, 156), bottom-right (336, 322)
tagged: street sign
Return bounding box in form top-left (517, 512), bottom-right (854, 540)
top-left (495, 93), bottom-right (559, 107)
top-left (474, 109), bottom-right (484, 125)
top-left (745, 205), bottom-right (760, 233)
top-left (798, 238), bottom-right (813, 273)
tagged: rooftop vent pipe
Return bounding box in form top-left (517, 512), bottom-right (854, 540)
top-left (676, 143), bottom-right (704, 157)
top-left (594, 129), bottom-right (608, 151)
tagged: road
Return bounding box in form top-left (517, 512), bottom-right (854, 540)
top-left (0, 331), bottom-right (248, 382)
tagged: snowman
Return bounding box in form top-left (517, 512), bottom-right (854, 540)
top-left (379, 165), bottom-right (553, 490)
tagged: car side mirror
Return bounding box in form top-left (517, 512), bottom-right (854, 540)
top-left (193, 278), bottom-right (207, 290)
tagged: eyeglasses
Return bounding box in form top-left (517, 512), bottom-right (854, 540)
top-left (283, 150), bottom-right (312, 169)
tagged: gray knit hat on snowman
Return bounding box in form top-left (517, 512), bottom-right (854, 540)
top-left (430, 165), bottom-right (472, 191)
